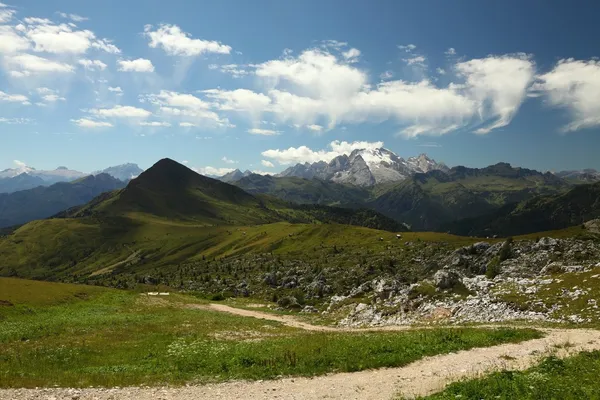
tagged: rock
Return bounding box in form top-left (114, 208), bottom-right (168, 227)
top-left (472, 242), bottom-right (491, 252)
top-left (534, 237), bottom-right (558, 250)
top-left (300, 305), bottom-right (318, 313)
top-left (432, 269), bottom-right (460, 289)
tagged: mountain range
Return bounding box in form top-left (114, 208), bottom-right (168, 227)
top-left (2, 156), bottom-right (600, 282)
top-left (276, 150), bottom-right (449, 187)
top-left (0, 174), bottom-right (126, 228)
top-left (0, 163), bottom-right (144, 194)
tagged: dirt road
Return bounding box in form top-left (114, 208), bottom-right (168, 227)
top-left (3, 304), bottom-right (600, 400)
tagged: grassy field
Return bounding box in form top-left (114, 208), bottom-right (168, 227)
top-left (0, 278), bottom-right (541, 388)
top-left (419, 351), bottom-right (600, 400)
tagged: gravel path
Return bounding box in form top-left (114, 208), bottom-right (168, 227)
top-left (3, 305), bottom-right (600, 400)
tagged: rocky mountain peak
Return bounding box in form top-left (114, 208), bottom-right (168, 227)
top-left (277, 147), bottom-right (447, 187)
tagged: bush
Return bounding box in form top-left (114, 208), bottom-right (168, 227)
top-left (277, 295), bottom-right (301, 309)
top-left (498, 238), bottom-right (513, 262)
top-left (486, 257), bottom-right (501, 279)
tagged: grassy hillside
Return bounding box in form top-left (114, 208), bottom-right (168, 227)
top-left (0, 173), bottom-right (125, 228)
top-left (234, 174), bottom-right (371, 207)
top-left (446, 181), bottom-right (600, 236)
top-left (0, 278), bottom-right (540, 388)
top-left (369, 164), bottom-right (570, 231)
top-left (0, 159), bottom-right (406, 280)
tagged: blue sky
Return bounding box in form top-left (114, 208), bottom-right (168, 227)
top-left (1, 0), bottom-right (600, 175)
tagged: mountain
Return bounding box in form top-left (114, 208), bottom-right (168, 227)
top-left (369, 163), bottom-right (571, 231)
top-left (94, 163), bottom-right (143, 182)
top-left (0, 173), bottom-right (45, 194)
top-left (555, 169), bottom-right (600, 184)
top-left (0, 173), bottom-right (125, 228)
top-left (219, 169), bottom-right (253, 183)
top-left (0, 158), bottom-right (405, 279)
top-left (277, 149), bottom-right (448, 187)
top-left (0, 164), bottom-right (87, 192)
top-left (445, 181), bottom-right (600, 237)
top-left (71, 159), bottom-right (273, 225)
top-left (233, 174), bottom-right (371, 206)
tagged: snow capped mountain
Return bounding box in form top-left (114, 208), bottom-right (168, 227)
top-left (278, 148), bottom-right (448, 186)
top-left (94, 163), bottom-right (144, 182)
top-left (0, 164), bottom-right (86, 184)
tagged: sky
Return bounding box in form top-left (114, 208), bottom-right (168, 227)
top-left (1, 0), bottom-right (600, 175)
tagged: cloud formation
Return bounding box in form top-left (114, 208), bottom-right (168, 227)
top-left (533, 59), bottom-right (600, 132)
top-left (144, 24), bottom-right (231, 56)
top-left (261, 140), bottom-right (384, 165)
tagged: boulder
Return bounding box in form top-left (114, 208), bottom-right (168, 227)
top-left (432, 269), bottom-right (460, 289)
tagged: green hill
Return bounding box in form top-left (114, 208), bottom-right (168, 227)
top-left (0, 158), bottom-right (405, 280)
top-left (0, 173), bottom-right (125, 228)
top-left (369, 164), bottom-right (570, 230)
top-left (234, 174), bottom-right (370, 207)
top-left (445, 181), bottom-right (600, 237)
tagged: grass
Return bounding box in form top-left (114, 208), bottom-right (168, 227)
top-left (0, 213), bottom-right (486, 281)
top-left (418, 351), bottom-right (600, 400)
top-left (0, 278), bottom-right (542, 388)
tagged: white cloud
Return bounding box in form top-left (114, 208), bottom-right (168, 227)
top-left (0, 117), bottom-right (31, 124)
top-left (88, 105), bottom-right (152, 118)
top-left (139, 121), bottom-right (171, 127)
top-left (248, 128), bottom-right (280, 136)
top-left (195, 166), bottom-right (235, 176)
top-left (456, 54), bottom-right (535, 134)
top-left (78, 59), bottom-right (107, 71)
top-left (445, 48), bottom-right (456, 56)
top-left (179, 122), bottom-right (197, 127)
top-left (261, 160), bottom-right (274, 168)
top-left (146, 90), bottom-right (211, 109)
top-left (0, 26), bottom-right (31, 53)
top-left (212, 64), bottom-right (249, 78)
top-left (118, 58), bottom-right (154, 72)
top-left (534, 59), bottom-right (600, 132)
top-left (4, 53), bottom-right (74, 75)
top-left (203, 88), bottom-right (272, 115)
top-left (436, 68), bottom-right (446, 75)
top-left (144, 24), bottom-right (231, 56)
top-left (108, 86), bottom-right (123, 93)
top-left (221, 156), bottom-right (237, 164)
top-left (91, 39), bottom-right (120, 54)
top-left (261, 140), bottom-right (384, 165)
top-left (306, 124), bottom-right (323, 132)
top-left (399, 44), bottom-right (417, 52)
top-left (0, 90), bottom-right (28, 104)
top-left (0, 5), bottom-right (15, 23)
top-left (255, 49), bottom-right (368, 99)
top-left (380, 70), bottom-right (393, 80)
top-left (21, 18), bottom-right (96, 54)
top-left (71, 118), bottom-right (113, 128)
top-left (41, 94), bottom-right (65, 102)
top-left (342, 48), bottom-right (361, 63)
top-left (198, 48), bottom-right (535, 136)
top-left (404, 55), bottom-right (426, 66)
top-left (58, 12), bottom-right (88, 22)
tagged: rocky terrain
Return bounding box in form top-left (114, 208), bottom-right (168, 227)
top-left (335, 236), bottom-right (600, 327)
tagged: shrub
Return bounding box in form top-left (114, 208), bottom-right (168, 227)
top-left (486, 257), bottom-right (501, 279)
top-left (498, 238), bottom-right (513, 262)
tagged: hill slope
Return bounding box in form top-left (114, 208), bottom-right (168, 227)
top-left (369, 163), bottom-right (570, 231)
top-left (0, 174), bottom-right (125, 228)
top-left (0, 158), bottom-right (405, 279)
top-left (445, 181), bottom-right (600, 236)
top-left (234, 174), bottom-right (370, 207)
